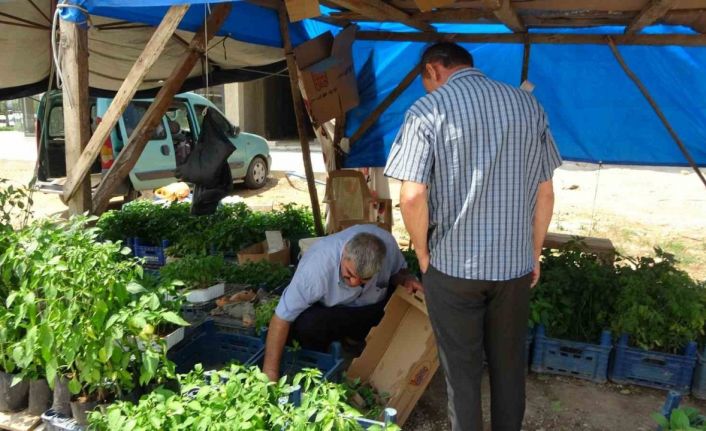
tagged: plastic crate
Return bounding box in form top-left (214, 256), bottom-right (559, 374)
top-left (168, 320), bottom-right (264, 374)
top-left (252, 341), bottom-right (345, 382)
top-left (609, 334), bottom-right (697, 393)
top-left (41, 409), bottom-right (85, 431)
top-left (691, 348), bottom-right (706, 399)
top-left (210, 315), bottom-right (258, 336)
top-left (179, 284), bottom-right (243, 325)
top-left (531, 324), bottom-right (612, 383)
top-left (127, 238), bottom-right (169, 268)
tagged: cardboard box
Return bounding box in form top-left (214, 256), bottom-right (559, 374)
top-left (347, 287), bottom-right (439, 425)
top-left (237, 240), bottom-right (290, 266)
top-left (285, 0), bottom-right (320, 22)
top-left (294, 25), bottom-right (359, 124)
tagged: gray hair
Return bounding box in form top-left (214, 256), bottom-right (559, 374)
top-left (343, 232), bottom-right (387, 279)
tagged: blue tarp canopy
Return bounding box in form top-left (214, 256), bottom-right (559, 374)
top-left (56, 1), bottom-right (706, 167)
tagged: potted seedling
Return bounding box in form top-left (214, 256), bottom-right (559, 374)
top-left (160, 255), bottom-right (226, 303)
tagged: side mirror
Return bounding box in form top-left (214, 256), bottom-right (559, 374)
top-left (231, 125), bottom-right (241, 137)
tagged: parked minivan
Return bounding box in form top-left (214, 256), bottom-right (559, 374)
top-left (36, 91), bottom-right (271, 196)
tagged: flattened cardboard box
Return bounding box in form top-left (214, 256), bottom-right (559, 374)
top-left (294, 25), bottom-right (359, 124)
top-left (285, 0), bottom-right (320, 22)
top-left (347, 287), bottom-right (439, 425)
top-left (237, 240), bottom-right (290, 266)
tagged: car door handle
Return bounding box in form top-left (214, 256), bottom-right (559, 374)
top-left (160, 145), bottom-right (171, 156)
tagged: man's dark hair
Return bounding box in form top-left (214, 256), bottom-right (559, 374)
top-left (420, 42), bottom-right (474, 76)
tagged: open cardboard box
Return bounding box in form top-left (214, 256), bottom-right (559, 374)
top-left (237, 240), bottom-right (290, 266)
top-left (347, 286), bottom-right (439, 425)
top-left (293, 25), bottom-right (359, 124)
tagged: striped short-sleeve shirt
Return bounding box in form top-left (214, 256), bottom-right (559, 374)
top-left (384, 68), bottom-right (562, 281)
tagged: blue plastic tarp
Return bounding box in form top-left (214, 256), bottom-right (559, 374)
top-left (62, 1), bottom-right (706, 167)
top-left (344, 23), bottom-right (706, 167)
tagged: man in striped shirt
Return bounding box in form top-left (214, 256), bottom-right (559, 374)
top-left (384, 42), bottom-right (562, 431)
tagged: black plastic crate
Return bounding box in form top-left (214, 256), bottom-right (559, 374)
top-left (168, 320), bottom-right (264, 374)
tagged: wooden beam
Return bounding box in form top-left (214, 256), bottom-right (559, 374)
top-left (356, 30), bottom-right (706, 45)
top-left (326, 0), bottom-right (435, 32)
top-left (482, 0), bottom-right (526, 32)
top-left (60, 17), bottom-right (91, 214)
top-left (520, 35), bottom-right (530, 83)
top-left (625, 0), bottom-right (676, 34)
top-left (91, 3), bottom-right (232, 214)
top-left (278, 5), bottom-right (325, 236)
top-left (63, 4), bottom-right (190, 204)
top-left (350, 63), bottom-right (420, 145)
top-left (607, 37), bottom-right (706, 189)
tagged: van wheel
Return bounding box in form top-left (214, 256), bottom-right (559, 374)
top-left (244, 156), bottom-right (268, 189)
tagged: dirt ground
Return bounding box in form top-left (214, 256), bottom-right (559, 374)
top-left (2, 135), bottom-right (706, 430)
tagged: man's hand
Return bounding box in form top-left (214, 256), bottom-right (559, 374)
top-left (530, 258), bottom-right (541, 288)
top-left (263, 367), bottom-right (279, 382)
top-left (402, 275), bottom-right (424, 294)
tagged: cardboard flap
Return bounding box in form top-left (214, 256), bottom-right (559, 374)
top-left (294, 31), bottom-right (333, 70)
top-left (331, 25), bottom-right (357, 64)
top-left (285, 0), bottom-right (321, 22)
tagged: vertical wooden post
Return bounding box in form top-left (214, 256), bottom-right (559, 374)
top-left (60, 16), bottom-right (91, 214)
top-left (521, 35), bottom-right (531, 84)
top-left (277, 6), bottom-right (325, 236)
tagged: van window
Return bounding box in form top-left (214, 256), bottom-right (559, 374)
top-left (166, 103), bottom-right (192, 134)
top-left (48, 107), bottom-right (64, 138)
top-left (123, 102), bottom-right (167, 140)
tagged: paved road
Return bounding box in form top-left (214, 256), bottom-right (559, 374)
top-left (0, 131), bottom-right (326, 173)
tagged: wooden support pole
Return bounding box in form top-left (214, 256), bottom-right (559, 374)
top-left (607, 37), bottom-right (706, 189)
top-left (521, 35), bottom-right (531, 84)
top-left (63, 4), bottom-right (190, 204)
top-left (91, 3), bottom-right (232, 214)
top-left (326, 0), bottom-right (434, 32)
top-left (278, 5), bottom-right (325, 236)
top-left (482, 0), bottom-right (526, 32)
top-left (349, 63), bottom-right (420, 145)
top-left (625, 0), bottom-right (676, 34)
top-left (356, 31), bottom-right (706, 46)
top-left (60, 17), bottom-right (91, 215)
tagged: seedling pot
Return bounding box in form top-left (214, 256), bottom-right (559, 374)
top-left (0, 371), bottom-right (29, 412)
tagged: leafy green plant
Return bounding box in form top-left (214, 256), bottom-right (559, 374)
top-left (222, 261), bottom-right (292, 290)
top-left (401, 248), bottom-right (420, 278)
top-left (612, 248), bottom-right (706, 353)
top-left (0, 178), bottom-right (32, 232)
top-left (254, 299), bottom-right (278, 335)
top-left (160, 255), bottom-right (226, 291)
top-left (530, 243), bottom-right (619, 342)
top-left (0, 216), bottom-right (187, 402)
top-left (89, 365), bottom-right (399, 430)
top-left (652, 407), bottom-right (706, 430)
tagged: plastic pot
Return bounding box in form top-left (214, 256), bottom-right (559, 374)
top-left (28, 378), bottom-right (52, 415)
top-left (0, 371), bottom-right (29, 412)
top-left (70, 398), bottom-right (98, 426)
top-left (51, 377), bottom-right (72, 416)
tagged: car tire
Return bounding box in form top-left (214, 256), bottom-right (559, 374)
top-left (244, 156), bottom-right (268, 189)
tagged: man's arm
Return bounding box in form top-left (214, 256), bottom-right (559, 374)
top-left (262, 315), bottom-right (291, 381)
top-left (390, 268), bottom-right (423, 294)
top-left (531, 180), bottom-right (555, 287)
top-left (400, 180), bottom-right (430, 274)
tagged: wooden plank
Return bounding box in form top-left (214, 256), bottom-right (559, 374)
top-left (349, 63), bottom-right (420, 145)
top-left (625, 0), bottom-right (677, 34)
top-left (521, 36), bottom-right (531, 83)
top-left (278, 5), bottom-right (325, 236)
top-left (91, 3), bottom-right (232, 214)
top-left (326, 0), bottom-right (434, 31)
top-left (356, 30), bottom-right (706, 45)
top-left (482, 0), bottom-right (526, 32)
top-left (543, 232), bottom-right (615, 254)
top-left (62, 4), bottom-right (190, 203)
top-left (607, 37), bottom-right (706, 189)
top-left (0, 409), bottom-right (41, 431)
top-left (60, 16), bottom-right (92, 215)
top-left (450, 0), bottom-right (706, 11)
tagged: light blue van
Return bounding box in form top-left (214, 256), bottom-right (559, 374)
top-left (36, 91), bottom-right (271, 196)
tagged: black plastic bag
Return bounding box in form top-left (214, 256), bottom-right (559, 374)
top-left (175, 108), bottom-right (236, 188)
